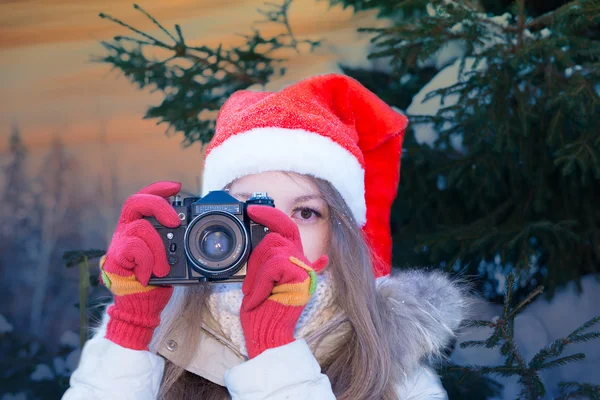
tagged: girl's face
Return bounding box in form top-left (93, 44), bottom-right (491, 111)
top-left (228, 171), bottom-right (330, 263)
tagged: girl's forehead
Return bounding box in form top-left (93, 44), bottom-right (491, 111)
top-left (229, 171), bottom-right (321, 198)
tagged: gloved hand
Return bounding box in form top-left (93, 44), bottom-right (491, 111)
top-left (99, 181), bottom-right (182, 351)
top-left (240, 205), bottom-right (329, 359)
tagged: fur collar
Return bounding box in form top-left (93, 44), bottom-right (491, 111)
top-left (376, 269), bottom-right (471, 379)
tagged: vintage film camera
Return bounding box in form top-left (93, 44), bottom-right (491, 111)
top-left (147, 191), bottom-right (274, 285)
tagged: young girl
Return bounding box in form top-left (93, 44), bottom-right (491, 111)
top-left (63, 74), bottom-right (469, 399)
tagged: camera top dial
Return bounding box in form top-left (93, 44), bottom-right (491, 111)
top-left (247, 192), bottom-right (275, 206)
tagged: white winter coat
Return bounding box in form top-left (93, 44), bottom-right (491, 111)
top-left (63, 269), bottom-right (469, 399)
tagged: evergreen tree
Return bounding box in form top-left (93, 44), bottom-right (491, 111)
top-left (29, 137), bottom-right (85, 333)
top-left (330, 0), bottom-right (600, 300)
top-left (0, 124), bottom-right (32, 253)
top-left (0, 125), bottom-right (35, 334)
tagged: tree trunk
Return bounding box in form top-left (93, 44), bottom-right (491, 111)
top-left (29, 242), bottom-right (53, 333)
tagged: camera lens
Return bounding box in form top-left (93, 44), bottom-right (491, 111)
top-left (184, 211), bottom-right (249, 278)
top-left (200, 227), bottom-right (233, 261)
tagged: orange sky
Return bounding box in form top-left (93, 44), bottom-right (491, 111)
top-left (0, 0), bottom-right (384, 194)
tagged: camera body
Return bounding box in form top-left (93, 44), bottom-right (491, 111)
top-left (147, 190), bottom-right (274, 285)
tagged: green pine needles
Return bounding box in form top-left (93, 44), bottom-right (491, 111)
top-left (96, 1), bottom-right (319, 147)
top-left (351, 0), bottom-right (600, 299)
top-left (453, 274), bottom-right (600, 399)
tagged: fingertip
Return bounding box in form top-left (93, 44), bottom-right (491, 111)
top-left (313, 255), bottom-right (329, 272)
top-left (137, 181), bottom-right (161, 194)
top-left (241, 283), bottom-right (251, 297)
top-left (136, 268), bottom-right (151, 287)
top-left (247, 206), bottom-right (298, 241)
top-left (165, 214), bottom-right (183, 229)
top-left (155, 203), bottom-right (183, 228)
top-left (167, 181), bottom-right (182, 193)
top-left (153, 261), bottom-right (171, 278)
top-left (159, 181), bottom-right (182, 198)
top-left (138, 180), bottom-right (182, 197)
top-left (241, 292), bottom-right (262, 312)
top-left (246, 204), bottom-right (263, 220)
top-left (247, 204), bottom-right (280, 219)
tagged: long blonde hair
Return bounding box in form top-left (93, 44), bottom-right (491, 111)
top-left (152, 175), bottom-right (398, 399)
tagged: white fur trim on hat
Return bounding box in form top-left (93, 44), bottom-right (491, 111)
top-left (202, 128), bottom-right (366, 226)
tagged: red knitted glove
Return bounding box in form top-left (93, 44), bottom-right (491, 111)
top-left (240, 205), bottom-right (328, 359)
top-left (99, 181), bottom-right (182, 351)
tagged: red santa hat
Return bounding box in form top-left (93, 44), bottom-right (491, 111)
top-left (202, 74), bottom-right (407, 277)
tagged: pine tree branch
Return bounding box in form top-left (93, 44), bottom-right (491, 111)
top-left (63, 250), bottom-right (106, 268)
top-left (99, 10), bottom-right (170, 48)
top-left (540, 354), bottom-right (586, 370)
top-left (503, 273), bottom-right (516, 316)
top-left (526, 0), bottom-right (600, 31)
top-left (516, 0), bottom-right (526, 51)
top-left (557, 381), bottom-right (600, 400)
top-left (459, 340), bottom-right (489, 348)
top-left (450, 364), bottom-right (523, 378)
top-left (530, 337), bottom-right (571, 368)
top-left (569, 316), bottom-right (600, 336)
top-left (505, 285), bottom-right (544, 320)
top-left (96, 0), bottom-right (320, 146)
top-left (132, 3), bottom-right (178, 43)
top-left (256, 0), bottom-right (299, 51)
top-left (175, 25), bottom-right (185, 44)
top-left (463, 319), bottom-right (496, 329)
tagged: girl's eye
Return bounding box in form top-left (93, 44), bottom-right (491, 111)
top-left (293, 207), bottom-right (322, 222)
top-left (301, 209), bottom-right (312, 219)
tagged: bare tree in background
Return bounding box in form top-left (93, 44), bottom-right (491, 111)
top-left (28, 136), bottom-right (86, 333)
top-left (94, 122), bottom-right (122, 246)
top-left (0, 124), bottom-right (37, 331)
top-left (0, 124), bottom-right (33, 254)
